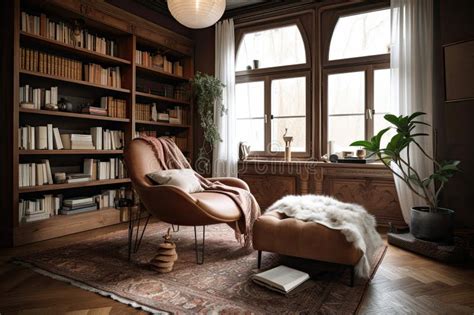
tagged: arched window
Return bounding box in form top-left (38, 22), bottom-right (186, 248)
top-left (324, 8), bottom-right (394, 154)
top-left (235, 23), bottom-right (310, 156)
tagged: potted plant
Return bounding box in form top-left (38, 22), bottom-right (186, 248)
top-left (351, 112), bottom-right (460, 241)
top-left (191, 72), bottom-right (226, 173)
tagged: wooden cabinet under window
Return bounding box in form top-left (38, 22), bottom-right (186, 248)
top-left (239, 161), bottom-right (406, 227)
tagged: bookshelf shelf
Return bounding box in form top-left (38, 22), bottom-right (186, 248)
top-left (19, 178), bottom-right (131, 193)
top-left (19, 108), bottom-right (130, 122)
top-left (14, 207), bottom-right (122, 245)
top-left (135, 120), bottom-right (191, 128)
top-left (136, 64), bottom-right (189, 82)
top-left (20, 31), bottom-right (131, 66)
top-left (19, 150), bottom-right (124, 155)
top-left (20, 70), bottom-right (131, 94)
top-left (135, 91), bottom-right (190, 105)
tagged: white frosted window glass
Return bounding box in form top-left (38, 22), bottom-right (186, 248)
top-left (236, 25), bottom-right (306, 71)
top-left (329, 9), bottom-right (390, 61)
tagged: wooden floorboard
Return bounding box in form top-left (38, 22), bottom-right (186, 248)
top-left (0, 223), bottom-right (473, 314)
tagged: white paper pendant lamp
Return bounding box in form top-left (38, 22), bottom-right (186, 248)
top-left (167, 0), bottom-right (226, 29)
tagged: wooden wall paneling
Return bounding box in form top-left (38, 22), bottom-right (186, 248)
top-left (239, 174), bottom-right (296, 210)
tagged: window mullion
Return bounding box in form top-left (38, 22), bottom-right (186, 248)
top-left (366, 66), bottom-right (374, 140)
top-left (264, 76), bottom-right (272, 154)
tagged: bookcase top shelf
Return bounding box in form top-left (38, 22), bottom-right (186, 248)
top-left (20, 31), bottom-right (131, 66)
top-left (20, 70), bottom-right (131, 94)
top-left (19, 178), bottom-right (131, 193)
top-left (135, 91), bottom-right (190, 105)
top-left (19, 108), bottom-right (130, 122)
top-left (19, 150), bottom-right (124, 155)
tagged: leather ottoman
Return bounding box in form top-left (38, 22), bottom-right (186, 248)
top-left (252, 210), bottom-right (363, 286)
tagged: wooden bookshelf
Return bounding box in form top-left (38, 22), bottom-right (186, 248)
top-left (135, 91), bottom-right (191, 105)
top-left (19, 178), bottom-right (131, 193)
top-left (19, 108), bottom-right (130, 122)
top-left (19, 150), bottom-right (124, 155)
top-left (1, 0), bottom-right (195, 246)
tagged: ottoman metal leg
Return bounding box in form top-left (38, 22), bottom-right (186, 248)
top-left (350, 265), bottom-right (355, 287)
top-left (257, 250), bottom-right (262, 269)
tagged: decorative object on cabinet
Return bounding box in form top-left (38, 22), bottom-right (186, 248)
top-left (351, 112), bottom-right (460, 242)
top-left (283, 128), bottom-right (293, 162)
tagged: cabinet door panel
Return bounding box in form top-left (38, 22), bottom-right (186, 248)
top-left (240, 175), bottom-right (296, 210)
top-left (324, 178), bottom-right (405, 226)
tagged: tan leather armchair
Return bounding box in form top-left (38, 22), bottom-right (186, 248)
top-left (124, 138), bottom-right (249, 263)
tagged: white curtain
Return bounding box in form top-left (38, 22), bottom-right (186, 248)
top-left (390, 0), bottom-right (434, 224)
top-left (213, 19), bottom-right (237, 177)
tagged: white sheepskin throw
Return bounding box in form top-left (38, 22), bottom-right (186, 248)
top-left (267, 195), bottom-right (383, 278)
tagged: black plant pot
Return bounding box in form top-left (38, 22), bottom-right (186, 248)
top-left (410, 207), bottom-right (454, 242)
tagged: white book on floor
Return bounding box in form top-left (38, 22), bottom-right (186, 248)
top-left (252, 265), bottom-right (310, 295)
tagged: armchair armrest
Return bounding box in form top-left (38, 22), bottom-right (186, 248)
top-left (208, 177), bottom-right (250, 191)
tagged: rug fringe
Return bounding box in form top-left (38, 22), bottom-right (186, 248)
top-left (13, 259), bottom-right (167, 315)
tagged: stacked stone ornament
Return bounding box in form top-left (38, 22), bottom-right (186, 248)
top-left (150, 228), bottom-right (178, 273)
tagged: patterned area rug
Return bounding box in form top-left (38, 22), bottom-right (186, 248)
top-left (15, 222), bottom-right (386, 314)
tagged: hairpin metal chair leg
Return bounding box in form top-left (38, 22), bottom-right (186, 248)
top-left (172, 224), bottom-right (180, 232)
top-left (128, 205), bottom-right (151, 260)
top-left (350, 265), bottom-right (355, 287)
top-left (194, 225), bottom-right (205, 264)
top-left (257, 250), bottom-right (262, 269)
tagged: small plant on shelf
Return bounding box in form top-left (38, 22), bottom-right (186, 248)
top-left (191, 72), bottom-right (226, 173)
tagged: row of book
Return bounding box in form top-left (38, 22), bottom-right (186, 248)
top-left (18, 187), bottom-right (128, 223)
top-left (18, 157), bottom-right (126, 188)
top-left (18, 125), bottom-right (124, 150)
top-left (21, 11), bottom-right (118, 57)
top-left (21, 47), bottom-right (82, 81)
top-left (100, 96), bottom-right (126, 118)
top-left (21, 47), bottom-right (122, 88)
top-left (83, 158), bottom-right (127, 181)
top-left (19, 85), bottom-right (58, 110)
top-left (84, 63), bottom-right (122, 88)
top-left (134, 104), bottom-right (185, 124)
top-left (135, 50), bottom-right (183, 76)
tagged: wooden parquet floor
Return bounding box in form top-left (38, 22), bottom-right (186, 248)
top-left (0, 223), bottom-right (473, 315)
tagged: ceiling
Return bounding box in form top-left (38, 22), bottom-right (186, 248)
top-left (133, 0), bottom-right (270, 15)
top-left (225, 0), bottom-right (267, 10)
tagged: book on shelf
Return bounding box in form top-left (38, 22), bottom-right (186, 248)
top-left (83, 158), bottom-right (126, 180)
top-left (63, 196), bottom-right (95, 207)
top-left (252, 265), bottom-right (310, 295)
top-left (135, 103), bottom-right (152, 121)
top-left (19, 85), bottom-right (58, 110)
top-left (66, 173), bottom-right (91, 183)
top-left (81, 106), bottom-right (107, 116)
top-left (21, 47), bottom-right (83, 81)
top-left (21, 11), bottom-right (118, 57)
top-left (19, 160), bottom-right (52, 187)
top-left (19, 194), bottom-right (61, 223)
top-left (60, 133), bottom-right (95, 150)
top-left (83, 63), bottom-right (122, 88)
top-left (100, 96), bottom-right (127, 118)
top-left (135, 130), bottom-right (157, 138)
top-left (168, 106), bottom-right (183, 124)
top-left (60, 204), bottom-right (98, 215)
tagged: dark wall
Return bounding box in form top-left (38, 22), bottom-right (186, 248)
top-left (434, 0), bottom-right (474, 228)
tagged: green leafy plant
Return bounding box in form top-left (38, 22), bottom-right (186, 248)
top-left (191, 72), bottom-right (226, 171)
top-left (351, 112), bottom-right (460, 211)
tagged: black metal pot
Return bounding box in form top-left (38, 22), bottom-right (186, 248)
top-left (410, 206), bottom-right (454, 242)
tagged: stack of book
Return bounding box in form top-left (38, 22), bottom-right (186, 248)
top-left (19, 159), bottom-right (53, 187)
top-left (90, 127), bottom-right (124, 150)
top-left (174, 84), bottom-right (190, 102)
top-left (60, 196), bottom-right (98, 215)
top-left (83, 158), bottom-right (126, 180)
top-left (81, 106), bottom-right (108, 116)
top-left (135, 103), bottom-right (151, 121)
top-left (65, 173), bottom-right (91, 184)
top-left (19, 85), bottom-right (58, 110)
top-left (19, 194), bottom-right (61, 223)
top-left (21, 11), bottom-right (118, 57)
top-left (83, 63), bottom-right (121, 88)
top-left (168, 106), bottom-right (183, 124)
top-left (60, 133), bottom-right (95, 150)
top-left (20, 47), bottom-right (83, 81)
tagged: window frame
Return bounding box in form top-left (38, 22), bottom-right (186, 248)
top-left (321, 4), bottom-right (390, 155)
top-left (235, 19), bottom-right (312, 158)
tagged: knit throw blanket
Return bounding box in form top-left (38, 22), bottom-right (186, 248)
top-left (140, 136), bottom-right (261, 247)
top-left (267, 195), bottom-right (383, 278)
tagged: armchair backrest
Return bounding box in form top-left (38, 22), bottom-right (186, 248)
top-left (124, 138), bottom-right (161, 188)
